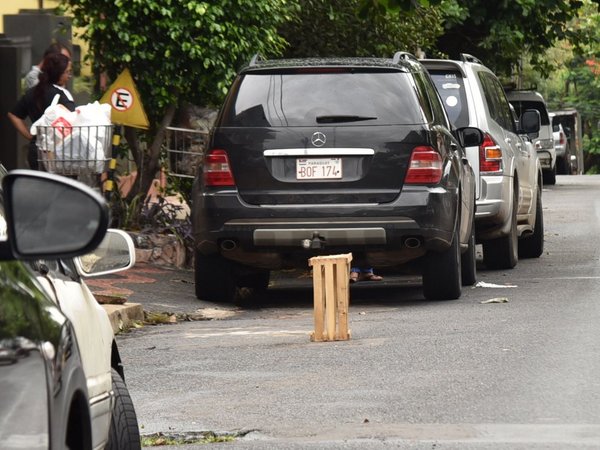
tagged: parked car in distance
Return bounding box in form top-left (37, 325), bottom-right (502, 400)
top-left (193, 52), bottom-right (484, 302)
top-left (551, 119), bottom-right (572, 174)
top-left (422, 54), bottom-right (544, 270)
top-left (0, 170), bottom-right (109, 450)
top-left (551, 109), bottom-right (584, 174)
top-left (505, 89), bottom-right (556, 185)
top-left (0, 169), bottom-right (141, 450)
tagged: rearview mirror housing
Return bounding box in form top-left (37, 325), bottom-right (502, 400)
top-left (520, 109), bottom-right (541, 136)
top-left (455, 127), bottom-right (484, 148)
top-left (75, 229), bottom-right (136, 277)
top-left (0, 170), bottom-right (109, 260)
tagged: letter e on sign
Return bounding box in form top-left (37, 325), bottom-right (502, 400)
top-left (111, 88), bottom-right (134, 111)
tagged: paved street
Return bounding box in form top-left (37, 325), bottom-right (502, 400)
top-left (96, 175), bottom-right (600, 449)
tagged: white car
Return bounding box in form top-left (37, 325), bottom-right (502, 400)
top-left (0, 168), bottom-right (141, 449)
top-left (34, 230), bottom-right (141, 450)
top-left (505, 89), bottom-right (557, 185)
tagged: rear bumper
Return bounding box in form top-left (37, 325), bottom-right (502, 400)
top-left (475, 174), bottom-right (512, 240)
top-left (193, 185), bottom-right (458, 269)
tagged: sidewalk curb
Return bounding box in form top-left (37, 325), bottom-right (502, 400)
top-left (102, 303), bottom-right (144, 334)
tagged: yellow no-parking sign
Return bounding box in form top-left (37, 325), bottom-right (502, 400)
top-left (100, 68), bottom-right (149, 129)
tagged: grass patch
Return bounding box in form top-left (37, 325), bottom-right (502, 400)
top-left (141, 431), bottom-right (236, 446)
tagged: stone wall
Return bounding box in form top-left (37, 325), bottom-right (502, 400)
top-left (129, 232), bottom-right (188, 268)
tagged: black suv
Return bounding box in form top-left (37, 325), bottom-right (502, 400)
top-left (192, 52), bottom-right (483, 302)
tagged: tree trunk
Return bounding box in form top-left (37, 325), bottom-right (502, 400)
top-left (124, 104), bottom-right (178, 201)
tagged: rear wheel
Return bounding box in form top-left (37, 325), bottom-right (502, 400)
top-left (194, 251), bottom-right (237, 302)
top-left (543, 165), bottom-right (557, 185)
top-left (519, 187), bottom-right (544, 258)
top-left (106, 369), bottom-right (141, 450)
top-left (423, 227), bottom-right (462, 300)
top-left (483, 195), bottom-right (518, 270)
top-left (461, 221), bottom-right (477, 286)
top-left (238, 270), bottom-right (270, 291)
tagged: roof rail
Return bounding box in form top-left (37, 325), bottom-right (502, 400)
top-left (249, 53), bottom-right (264, 67)
top-left (392, 51), bottom-right (418, 64)
top-left (460, 53), bottom-right (483, 65)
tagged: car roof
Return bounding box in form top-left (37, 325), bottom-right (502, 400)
top-left (240, 53), bottom-right (421, 74)
top-left (505, 89), bottom-right (546, 103)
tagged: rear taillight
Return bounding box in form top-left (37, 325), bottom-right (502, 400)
top-left (479, 133), bottom-right (502, 173)
top-left (560, 134), bottom-right (566, 145)
top-left (203, 149), bottom-right (235, 186)
top-left (404, 146), bottom-right (443, 184)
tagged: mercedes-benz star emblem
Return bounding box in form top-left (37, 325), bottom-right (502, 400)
top-left (311, 131), bottom-right (326, 147)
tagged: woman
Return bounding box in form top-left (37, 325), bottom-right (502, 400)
top-left (7, 52), bottom-right (75, 170)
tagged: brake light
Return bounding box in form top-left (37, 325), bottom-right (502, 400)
top-left (559, 134), bottom-right (566, 145)
top-left (405, 146), bottom-right (443, 184)
top-left (479, 133), bottom-right (502, 173)
top-left (204, 149), bottom-right (235, 186)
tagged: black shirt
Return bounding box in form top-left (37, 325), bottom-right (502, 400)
top-left (11, 84), bottom-right (76, 123)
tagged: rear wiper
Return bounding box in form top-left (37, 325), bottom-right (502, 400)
top-left (316, 115), bottom-right (378, 123)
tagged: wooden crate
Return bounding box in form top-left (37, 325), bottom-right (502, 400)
top-left (308, 253), bottom-right (352, 342)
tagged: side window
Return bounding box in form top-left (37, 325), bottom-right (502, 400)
top-left (491, 78), bottom-right (515, 131)
top-left (478, 72), bottom-right (511, 131)
top-left (420, 72), bottom-right (451, 128)
top-left (411, 72), bottom-right (434, 123)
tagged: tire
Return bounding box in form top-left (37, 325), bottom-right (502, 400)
top-left (194, 251), bottom-right (237, 302)
top-left (543, 165), bottom-right (556, 185)
top-left (483, 193), bottom-right (518, 270)
top-left (461, 221), bottom-right (477, 286)
top-left (519, 187), bottom-right (544, 258)
top-left (557, 157), bottom-right (567, 175)
top-left (106, 369), bottom-right (141, 450)
top-left (423, 227), bottom-right (462, 300)
top-left (238, 270), bottom-right (270, 291)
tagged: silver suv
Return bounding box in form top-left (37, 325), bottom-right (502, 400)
top-left (422, 54), bottom-right (544, 269)
top-left (506, 89), bottom-right (556, 185)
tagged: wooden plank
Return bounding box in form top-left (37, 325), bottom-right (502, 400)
top-left (324, 261), bottom-right (336, 341)
top-left (311, 264), bottom-right (325, 342)
top-left (335, 258), bottom-right (349, 340)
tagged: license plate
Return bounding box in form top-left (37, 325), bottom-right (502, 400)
top-left (296, 158), bottom-right (342, 180)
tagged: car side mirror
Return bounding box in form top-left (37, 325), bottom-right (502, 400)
top-left (455, 127), bottom-right (484, 147)
top-left (0, 170), bottom-right (108, 260)
top-left (75, 229), bottom-right (136, 277)
top-left (519, 109), bottom-right (541, 136)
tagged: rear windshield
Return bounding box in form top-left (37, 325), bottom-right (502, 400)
top-left (220, 70), bottom-right (424, 127)
top-left (428, 70), bottom-right (470, 128)
top-left (509, 100), bottom-right (550, 125)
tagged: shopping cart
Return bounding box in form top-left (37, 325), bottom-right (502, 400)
top-left (36, 124), bottom-right (114, 190)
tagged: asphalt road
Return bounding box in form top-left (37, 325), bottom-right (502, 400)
top-left (115, 174), bottom-right (600, 449)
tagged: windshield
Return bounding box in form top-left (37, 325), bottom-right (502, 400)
top-left (221, 71), bottom-right (424, 127)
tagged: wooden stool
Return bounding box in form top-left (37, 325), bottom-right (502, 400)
top-left (308, 253), bottom-right (352, 342)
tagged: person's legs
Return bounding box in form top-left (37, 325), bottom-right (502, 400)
top-left (360, 268), bottom-right (383, 281)
top-left (350, 267), bottom-right (361, 283)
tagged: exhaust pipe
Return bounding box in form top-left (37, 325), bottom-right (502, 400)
top-left (220, 239), bottom-right (238, 251)
top-left (404, 237), bottom-right (422, 249)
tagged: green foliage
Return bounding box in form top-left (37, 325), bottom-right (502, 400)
top-left (281, 0), bottom-right (444, 58)
top-left (427, 0), bottom-right (598, 76)
top-left (536, 1), bottom-right (600, 172)
top-left (61, 0), bottom-right (294, 128)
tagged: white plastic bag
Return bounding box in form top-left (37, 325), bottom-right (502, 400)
top-left (32, 98), bottom-right (112, 173)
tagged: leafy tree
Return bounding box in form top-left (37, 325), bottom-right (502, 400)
top-left (361, 0), bottom-right (600, 76)
top-left (538, 1), bottom-right (600, 172)
top-left (280, 0), bottom-right (444, 58)
top-left (60, 0), bottom-right (294, 201)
